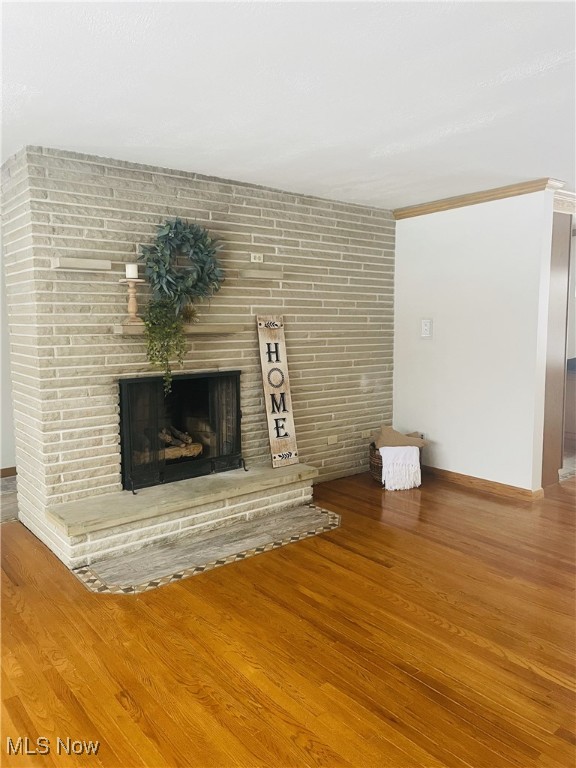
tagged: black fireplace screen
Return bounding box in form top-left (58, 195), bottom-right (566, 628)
top-left (119, 371), bottom-right (242, 491)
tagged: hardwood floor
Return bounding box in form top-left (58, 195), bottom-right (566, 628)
top-left (1, 473), bottom-right (575, 767)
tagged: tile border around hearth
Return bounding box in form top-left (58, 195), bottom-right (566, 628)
top-left (72, 504), bottom-right (340, 594)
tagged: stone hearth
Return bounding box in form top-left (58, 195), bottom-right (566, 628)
top-left (47, 464), bottom-right (318, 567)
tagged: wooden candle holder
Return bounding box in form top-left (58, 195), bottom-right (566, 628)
top-left (119, 278), bottom-right (145, 325)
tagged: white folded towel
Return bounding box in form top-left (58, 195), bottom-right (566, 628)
top-left (379, 446), bottom-right (421, 490)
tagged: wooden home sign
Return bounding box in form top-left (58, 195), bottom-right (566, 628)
top-left (256, 316), bottom-right (299, 468)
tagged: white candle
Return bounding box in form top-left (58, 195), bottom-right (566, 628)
top-left (125, 263), bottom-right (138, 279)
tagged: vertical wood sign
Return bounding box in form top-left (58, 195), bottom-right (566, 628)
top-left (256, 316), bottom-right (299, 468)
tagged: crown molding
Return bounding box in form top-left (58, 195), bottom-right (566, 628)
top-left (553, 189), bottom-right (576, 215)
top-left (393, 178), bottom-right (556, 220)
top-left (545, 178), bottom-right (566, 191)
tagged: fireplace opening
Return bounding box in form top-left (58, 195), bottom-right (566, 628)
top-left (119, 371), bottom-right (243, 491)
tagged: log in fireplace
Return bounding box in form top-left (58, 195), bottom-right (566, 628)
top-left (119, 371), bottom-right (243, 491)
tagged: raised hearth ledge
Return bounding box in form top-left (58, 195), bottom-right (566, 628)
top-left (47, 464), bottom-right (318, 537)
top-left (114, 323), bottom-right (252, 335)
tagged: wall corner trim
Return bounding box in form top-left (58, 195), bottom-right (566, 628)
top-left (393, 178), bottom-right (555, 220)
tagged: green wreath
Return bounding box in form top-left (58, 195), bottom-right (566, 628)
top-left (138, 217), bottom-right (224, 314)
top-left (138, 218), bottom-right (225, 392)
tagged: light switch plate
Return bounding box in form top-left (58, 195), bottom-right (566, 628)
top-left (421, 318), bottom-right (433, 338)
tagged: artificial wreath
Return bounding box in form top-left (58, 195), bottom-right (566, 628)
top-left (138, 218), bottom-right (225, 392)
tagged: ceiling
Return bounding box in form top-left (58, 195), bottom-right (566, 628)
top-left (2, 1), bottom-right (575, 209)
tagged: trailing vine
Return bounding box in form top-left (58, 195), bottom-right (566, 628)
top-left (138, 218), bottom-right (224, 392)
top-left (142, 299), bottom-right (188, 393)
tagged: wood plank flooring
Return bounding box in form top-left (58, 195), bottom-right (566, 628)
top-left (1, 473), bottom-right (575, 767)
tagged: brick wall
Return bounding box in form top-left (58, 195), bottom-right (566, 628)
top-left (2, 146), bottom-right (394, 540)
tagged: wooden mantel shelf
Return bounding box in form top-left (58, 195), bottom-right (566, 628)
top-left (114, 323), bottom-right (252, 336)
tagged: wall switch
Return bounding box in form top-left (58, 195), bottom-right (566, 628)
top-left (421, 318), bottom-right (433, 338)
top-left (327, 435), bottom-right (338, 445)
top-left (251, 253), bottom-right (264, 263)
top-left (361, 430), bottom-right (372, 439)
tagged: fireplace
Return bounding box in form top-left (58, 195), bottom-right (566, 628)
top-left (119, 371), bottom-right (243, 491)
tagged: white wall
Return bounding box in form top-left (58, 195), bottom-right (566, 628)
top-left (1, 249), bottom-right (16, 470)
top-left (394, 191), bottom-right (555, 491)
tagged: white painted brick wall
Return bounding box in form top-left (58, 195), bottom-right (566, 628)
top-left (2, 146), bottom-right (394, 548)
